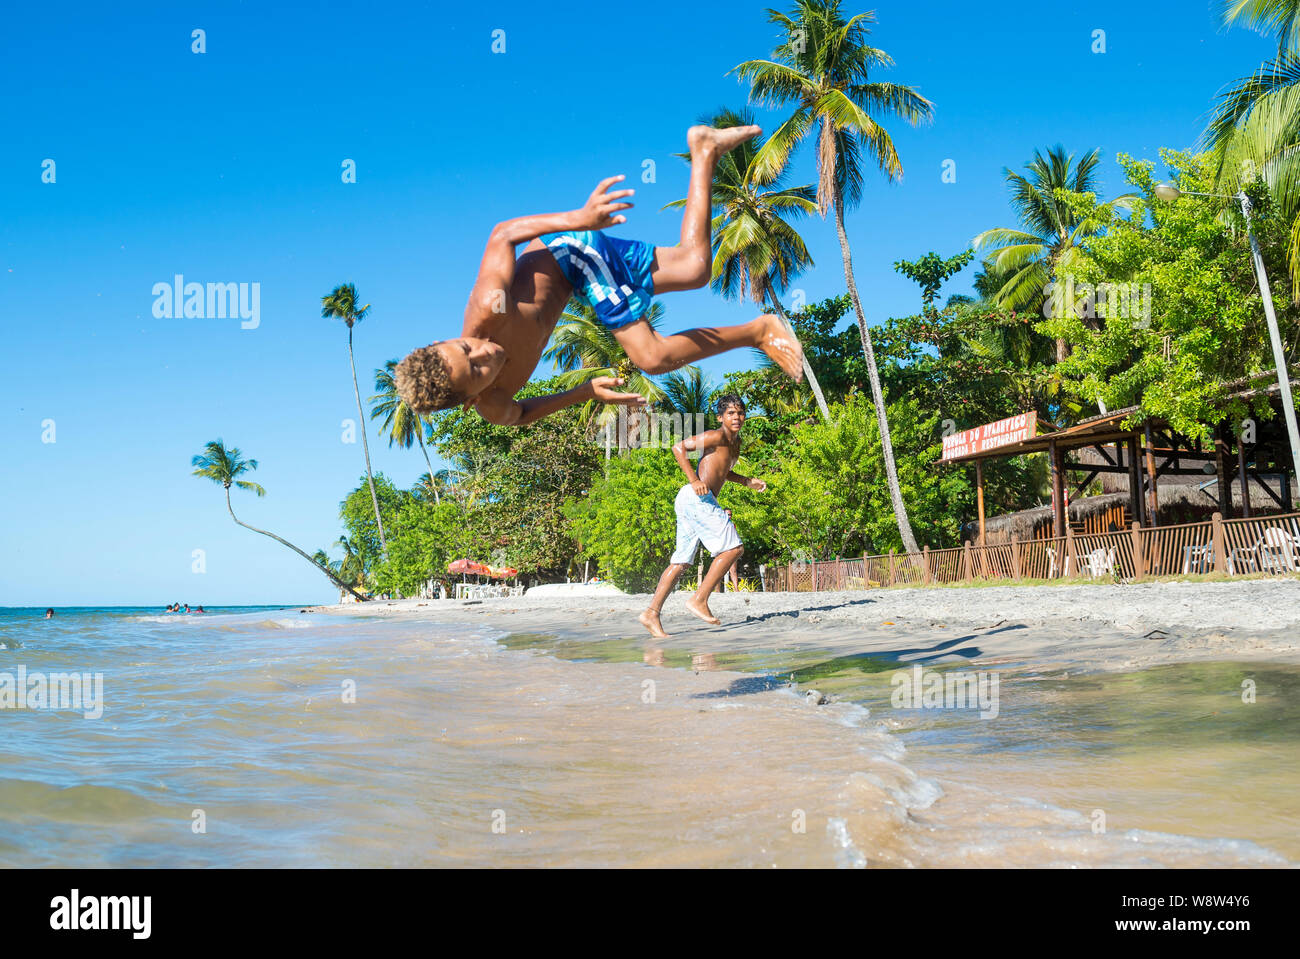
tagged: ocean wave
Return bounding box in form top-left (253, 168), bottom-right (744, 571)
top-left (826, 818), bottom-right (868, 868)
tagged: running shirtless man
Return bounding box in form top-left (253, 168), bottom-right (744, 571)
top-left (639, 394), bottom-right (764, 639)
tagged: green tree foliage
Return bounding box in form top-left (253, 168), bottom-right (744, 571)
top-left (418, 377), bottom-right (602, 579)
top-left (1046, 150), bottom-right (1299, 440)
top-left (720, 294), bottom-right (869, 468)
top-left (730, 395), bottom-right (970, 560)
top-left (565, 450), bottom-right (687, 592)
top-left (371, 500), bottom-right (468, 597)
top-left (339, 473), bottom-right (408, 580)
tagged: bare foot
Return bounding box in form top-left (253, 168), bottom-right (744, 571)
top-left (757, 314), bottom-right (805, 382)
top-left (685, 598), bottom-right (721, 625)
top-left (639, 609), bottom-right (670, 640)
top-left (688, 124), bottom-right (762, 159)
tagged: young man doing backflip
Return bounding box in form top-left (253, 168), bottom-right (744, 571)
top-left (639, 394), bottom-right (763, 639)
top-left (394, 125), bottom-right (804, 423)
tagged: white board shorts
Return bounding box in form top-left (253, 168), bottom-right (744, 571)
top-left (670, 484), bottom-right (742, 565)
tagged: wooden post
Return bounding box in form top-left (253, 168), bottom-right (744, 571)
top-left (1131, 521), bottom-right (1145, 580)
top-left (922, 546), bottom-right (931, 584)
top-left (1212, 511), bottom-right (1226, 574)
top-left (1214, 423), bottom-right (1233, 519)
top-left (1011, 538), bottom-right (1022, 580)
top-left (1237, 432), bottom-right (1252, 518)
top-left (976, 459), bottom-right (987, 546)
top-left (1050, 439), bottom-right (1066, 538)
top-left (963, 541), bottom-right (973, 582)
top-left (888, 550), bottom-right (896, 586)
top-left (1127, 436), bottom-right (1145, 526)
top-left (1143, 424), bottom-right (1160, 527)
top-left (1066, 526), bottom-right (1078, 579)
top-left (811, 560), bottom-right (817, 592)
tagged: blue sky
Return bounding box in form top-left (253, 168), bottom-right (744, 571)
top-left (0, 0), bottom-right (1277, 605)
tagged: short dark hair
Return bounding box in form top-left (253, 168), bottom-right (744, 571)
top-left (715, 393), bottom-right (746, 416)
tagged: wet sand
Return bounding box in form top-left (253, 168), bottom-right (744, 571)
top-left (306, 579), bottom-right (1300, 864)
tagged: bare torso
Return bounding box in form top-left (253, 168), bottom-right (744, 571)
top-left (462, 241), bottom-right (573, 399)
top-left (693, 432), bottom-right (741, 497)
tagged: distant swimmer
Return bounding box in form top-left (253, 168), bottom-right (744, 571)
top-left (639, 394), bottom-right (765, 639)
top-left (44, 608), bottom-right (54, 619)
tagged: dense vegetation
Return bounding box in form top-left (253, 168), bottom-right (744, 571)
top-left (206, 0), bottom-right (1300, 596)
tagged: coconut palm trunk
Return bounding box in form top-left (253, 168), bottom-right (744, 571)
top-left (224, 486), bottom-right (368, 602)
top-left (832, 189), bottom-right (920, 553)
top-left (349, 325), bottom-right (388, 556)
top-left (415, 429), bottom-right (439, 505)
top-left (768, 295), bottom-right (831, 420)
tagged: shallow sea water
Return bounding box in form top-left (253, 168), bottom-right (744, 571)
top-left (0, 607), bottom-right (1292, 867)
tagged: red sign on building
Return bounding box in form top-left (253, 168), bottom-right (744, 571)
top-left (941, 412), bottom-right (1038, 461)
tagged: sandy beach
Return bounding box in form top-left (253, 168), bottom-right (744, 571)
top-left (311, 578), bottom-right (1300, 676)
top-left (298, 578), bottom-right (1300, 865)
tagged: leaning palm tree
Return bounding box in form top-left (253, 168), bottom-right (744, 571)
top-left (544, 300), bottom-right (666, 456)
top-left (372, 358), bottom-right (439, 503)
top-left (734, 0), bottom-right (933, 551)
top-left (321, 283), bottom-right (387, 557)
top-left (192, 439), bottom-right (367, 602)
top-left (972, 146), bottom-right (1138, 360)
top-left (665, 106), bottom-right (831, 420)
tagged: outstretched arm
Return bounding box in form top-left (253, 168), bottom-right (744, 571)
top-left (474, 376), bottom-right (645, 427)
top-left (726, 470), bottom-right (766, 491)
top-left (466, 177), bottom-right (636, 327)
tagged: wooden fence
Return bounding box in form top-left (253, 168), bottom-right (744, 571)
top-left (760, 512), bottom-right (1300, 592)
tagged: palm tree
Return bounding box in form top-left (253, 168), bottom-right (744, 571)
top-left (332, 536), bottom-right (366, 587)
top-left (734, 0), bottom-right (934, 551)
top-left (544, 300), bottom-right (666, 457)
top-left (972, 146), bottom-right (1138, 361)
top-left (415, 468), bottom-right (459, 504)
top-left (192, 439), bottom-right (367, 602)
top-left (1208, 3), bottom-right (1300, 298)
top-left (372, 358), bottom-right (440, 503)
top-left (659, 366), bottom-right (718, 416)
top-left (321, 283), bottom-right (387, 557)
top-left (665, 107), bottom-right (831, 420)
top-left (1220, 0), bottom-right (1300, 54)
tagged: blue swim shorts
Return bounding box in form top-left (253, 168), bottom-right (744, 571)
top-left (540, 230), bottom-right (656, 330)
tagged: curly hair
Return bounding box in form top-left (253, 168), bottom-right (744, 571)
top-left (715, 393), bottom-right (746, 417)
top-left (395, 344), bottom-right (468, 414)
